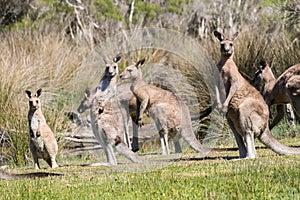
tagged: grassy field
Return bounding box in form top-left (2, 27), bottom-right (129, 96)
top-left (1, 139), bottom-right (299, 200)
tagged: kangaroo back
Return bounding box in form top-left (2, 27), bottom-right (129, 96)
top-left (120, 58), bottom-right (211, 155)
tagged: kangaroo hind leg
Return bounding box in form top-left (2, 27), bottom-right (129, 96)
top-left (159, 128), bottom-right (170, 155)
top-left (173, 131), bottom-right (182, 153)
top-left (227, 118), bottom-right (247, 158)
top-left (30, 144), bottom-right (40, 169)
top-left (238, 106), bottom-right (261, 158)
top-left (98, 129), bottom-right (118, 165)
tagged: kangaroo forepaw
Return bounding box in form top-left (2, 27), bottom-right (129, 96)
top-left (138, 118), bottom-right (144, 127)
top-left (221, 105), bottom-right (228, 113)
top-left (98, 107), bottom-right (104, 114)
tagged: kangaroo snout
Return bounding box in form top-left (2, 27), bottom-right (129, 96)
top-left (108, 71), bottom-right (115, 77)
top-left (77, 107), bottom-right (83, 113)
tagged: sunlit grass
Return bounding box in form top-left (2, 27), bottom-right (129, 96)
top-left (1, 145), bottom-right (299, 199)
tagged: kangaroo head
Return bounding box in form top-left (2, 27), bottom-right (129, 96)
top-left (119, 58), bottom-right (146, 80)
top-left (77, 88), bottom-right (95, 113)
top-left (252, 59), bottom-right (273, 85)
top-left (104, 53), bottom-right (122, 78)
top-left (214, 31), bottom-right (238, 57)
top-left (25, 88), bottom-right (42, 110)
top-left (77, 88), bottom-right (94, 113)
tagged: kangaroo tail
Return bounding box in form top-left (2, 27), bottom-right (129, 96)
top-left (259, 128), bottom-right (300, 155)
top-left (180, 102), bottom-right (212, 156)
top-left (190, 102), bottom-right (217, 121)
top-left (115, 143), bottom-right (141, 163)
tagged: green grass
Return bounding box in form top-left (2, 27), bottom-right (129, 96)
top-left (1, 142), bottom-right (300, 199)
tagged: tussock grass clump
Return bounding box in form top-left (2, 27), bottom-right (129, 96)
top-left (0, 25), bottom-right (299, 166)
top-left (0, 30), bottom-right (89, 166)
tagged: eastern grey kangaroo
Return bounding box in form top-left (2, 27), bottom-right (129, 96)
top-left (77, 82), bottom-right (139, 151)
top-left (253, 60), bottom-right (300, 129)
top-left (120, 58), bottom-right (211, 155)
top-left (25, 88), bottom-right (58, 169)
top-left (87, 54), bottom-right (140, 165)
top-left (214, 30), bottom-right (300, 158)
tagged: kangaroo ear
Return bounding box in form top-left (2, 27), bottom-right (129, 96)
top-left (102, 55), bottom-right (110, 64)
top-left (25, 90), bottom-right (31, 99)
top-left (35, 88), bottom-right (42, 97)
top-left (214, 31), bottom-right (224, 41)
top-left (113, 53), bottom-right (122, 63)
top-left (136, 58), bottom-right (146, 69)
top-left (231, 32), bottom-right (239, 40)
top-left (85, 88), bottom-right (91, 97)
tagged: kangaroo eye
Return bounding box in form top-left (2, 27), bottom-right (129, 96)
top-left (36, 100), bottom-right (39, 104)
top-left (114, 66), bottom-right (117, 69)
top-left (127, 68), bottom-right (133, 72)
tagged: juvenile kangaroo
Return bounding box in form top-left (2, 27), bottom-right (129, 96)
top-left (119, 58), bottom-right (211, 155)
top-left (214, 30), bottom-right (300, 158)
top-left (253, 60), bottom-right (298, 129)
top-left (77, 82), bottom-right (139, 151)
top-left (25, 89), bottom-right (58, 169)
top-left (87, 54), bottom-right (140, 165)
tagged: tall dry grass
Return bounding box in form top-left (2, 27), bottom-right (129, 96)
top-left (0, 30), bottom-right (89, 166)
top-left (0, 26), bottom-right (299, 166)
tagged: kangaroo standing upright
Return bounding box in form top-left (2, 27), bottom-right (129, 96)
top-left (77, 82), bottom-right (138, 151)
top-left (25, 89), bottom-right (58, 169)
top-left (120, 59), bottom-right (211, 155)
top-left (253, 60), bottom-right (300, 129)
top-left (88, 54), bottom-right (140, 165)
top-left (214, 30), bottom-right (300, 158)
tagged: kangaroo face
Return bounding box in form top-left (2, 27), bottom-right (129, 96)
top-left (120, 58), bottom-right (146, 80)
top-left (214, 31), bottom-right (238, 57)
top-left (252, 60), bottom-right (269, 85)
top-left (119, 63), bottom-right (138, 80)
top-left (29, 96), bottom-right (41, 110)
top-left (220, 40), bottom-right (234, 56)
top-left (105, 62), bottom-right (119, 77)
top-left (25, 89), bottom-right (42, 110)
top-left (77, 89), bottom-right (93, 113)
top-left (104, 53), bottom-right (122, 77)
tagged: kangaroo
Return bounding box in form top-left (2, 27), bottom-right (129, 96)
top-left (213, 30), bottom-right (300, 158)
top-left (25, 89), bottom-right (58, 169)
top-left (78, 83), bottom-right (214, 154)
top-left (119, 58), bottom-right (211, 155)
top-left (87, 54), bottom-right (140, 165)
top-left (77, 82), bottom-right (139, 151)
top-left (253, 60), bottom-right (299, 129)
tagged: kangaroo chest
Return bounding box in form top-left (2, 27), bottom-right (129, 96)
top-left (219, 65), bottom-right (237, 96)
top-left (28, 111), bottom-right (44, 138)
top-left (219, 64), bottom-right (257, 109)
